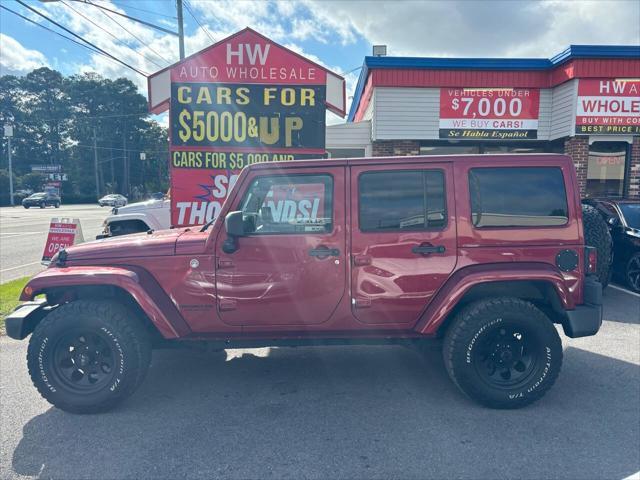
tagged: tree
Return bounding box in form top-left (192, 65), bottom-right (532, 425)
top-left (0, 68), bottom-right (169, 203)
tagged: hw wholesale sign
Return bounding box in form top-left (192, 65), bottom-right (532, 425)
top-left (576, 79), bottom-right (640, 135)
top-left (440, 88), bottom-right (540, 139)
top-left (42, 218), bottom-right (84, 264)
top-left (148, 28), bottom-right (345, 227)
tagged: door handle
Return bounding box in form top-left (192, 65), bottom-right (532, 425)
top-left (412, 244), bottom-right (446, 255)
top-left (309, 246), bottom-right (340, 258)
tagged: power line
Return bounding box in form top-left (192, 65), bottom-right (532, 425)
top-left (81, 0), bottom-right (179, 36)
top-left (61, 0), bottom-right (165, 70)
top-left (86, 0), bottom-right (173, 66)
top-left (1, 5), bottom-right (106, 59)
top-left (14, 0), bottom-right (149, 77)
top-left (183, 0), bottom-right (215, 44)
top-left (13, 112), bottom-right (162, 125)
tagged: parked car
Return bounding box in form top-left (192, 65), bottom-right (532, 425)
top-left (22, 192), bottom-right (60, 209)
top-left (582, 198), bottom-right (640, 292)
top-left (7, 154), bottom-right (603, 413)
top-left (98, 194), bottom-right (127, 207)
top-left (98, 196), bottom-right (170, 237)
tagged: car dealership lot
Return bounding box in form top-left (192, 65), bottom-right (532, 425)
top-left (0, 204), bottom-right (106, 283)
top-left (0, 287), bottom-right (638, 480)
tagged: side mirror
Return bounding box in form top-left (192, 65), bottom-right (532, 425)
top-left (223, 211), bottom-right (244, 254)
top-left (225, 211), bottom-right (245, 237)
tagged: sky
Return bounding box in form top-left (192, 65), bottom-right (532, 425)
top-left (1, 0), bottom-right (639, 125)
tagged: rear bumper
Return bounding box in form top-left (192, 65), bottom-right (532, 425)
top-left (562, 276), bottom-right (603, 338)
top-left (5, 300), bottom-right (50, 340)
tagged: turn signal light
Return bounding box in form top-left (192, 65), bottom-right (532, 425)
top-left (585, 246), bottom-right (598, 275)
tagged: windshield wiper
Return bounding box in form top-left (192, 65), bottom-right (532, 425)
top-left (199, 218), bottom-right (216, 232)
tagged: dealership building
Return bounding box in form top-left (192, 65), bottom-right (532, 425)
top-left (327, 45), bottom-right (640, 199)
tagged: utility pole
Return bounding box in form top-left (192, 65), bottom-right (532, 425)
top-left (93, 127), bottom-right (100, 199)
top-left (122, 127), bottom-right (128, 196)
top-left (176, 0), bottom-right (185, 60)
top-left (4, 124), bottom-right (14, 206)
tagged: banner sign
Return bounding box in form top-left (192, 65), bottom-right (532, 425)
top-left (158, 29), bottom-right (341, 226)
top-left (439, 88), bottom-right (540, 139)
top-left (171, 152), bottom-right (322, 225)
top-left (576, 79), bottom-right (640, 135)
top-left (171, 83), bottom-right (325, 149)
top-left (41, 218), bottom-right (84, 264)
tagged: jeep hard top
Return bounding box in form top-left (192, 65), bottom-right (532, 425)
top-left (7, 154), bottom-right (603, 413)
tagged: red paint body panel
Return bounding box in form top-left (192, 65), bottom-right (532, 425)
top-left (21, 154), bottom-right (589, 342)
top-left (414, 262), bottom-right (574, 335)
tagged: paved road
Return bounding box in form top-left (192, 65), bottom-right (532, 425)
top-left (1, 287), bottom-right (638, 479)
top-left (0, 204), bottom-right (107, 283)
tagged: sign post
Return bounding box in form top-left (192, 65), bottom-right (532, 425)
top-left (42, 218), bottom-right (84, 265)
top-left (148, 28), bottom-right (346, 227)
top-left (4, 124), bottom-right (14, 206)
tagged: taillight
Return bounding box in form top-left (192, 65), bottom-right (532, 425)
top-left (585, 246), bottom-right (597, 275)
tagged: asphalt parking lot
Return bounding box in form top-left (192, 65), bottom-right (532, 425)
top-left (0, 204), bottom-right (106, 283)
top-left (0, 286), bottom-right (638, 479)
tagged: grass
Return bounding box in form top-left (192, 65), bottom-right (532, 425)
top-left (0, 277), bottom-right (29, 334)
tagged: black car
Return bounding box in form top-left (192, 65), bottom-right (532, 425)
top-left (583, 198), bottom-right (640, 292)
top-left (22, 192), bottom-right (61, 209)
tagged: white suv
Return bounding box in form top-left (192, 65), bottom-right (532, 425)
top-left (100, 197), bottom-right (170, 237)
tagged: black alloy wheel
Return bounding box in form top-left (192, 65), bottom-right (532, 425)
top-left (51, 330), bottom-right (117, 393)
top-left (627, 254), bottom-right (640, 292)
top-left (472, 323), bottom-right (537, 389)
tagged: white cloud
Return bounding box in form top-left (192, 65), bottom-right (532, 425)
top-left (0, 34), bottom-right (49, 76)
top-left (303, 0), bottom-right (640, 57)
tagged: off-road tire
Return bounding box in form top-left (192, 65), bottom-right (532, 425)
top-left (581, 204), bottom-right (612, 287)
top-left (443, 297), bottom-right (562, 409)
top-left (27, 300), bottom-right (151, 414)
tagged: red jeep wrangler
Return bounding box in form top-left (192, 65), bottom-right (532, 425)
top-left (7, 154), bottom-right (603, 413)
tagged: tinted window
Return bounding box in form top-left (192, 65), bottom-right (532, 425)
top-left (469, 167), bottom-right (568, 228)
top-left (620, 204), bottom-right (640, 229)
top-left (359, 170), bottom-right (446, 231)
top-left (240, 174), bottom-right (333, 234)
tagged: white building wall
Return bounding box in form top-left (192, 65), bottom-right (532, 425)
top-left (365, 85), bottom-right (575, 142)
top-left (373, 87), bottom-right (439, 140)
top-left (326, 121), bottom-right (372, 155)
top-left (537, 89), bottom-right (553, 140)
top-left (550, 79), bottom-right (578, 140)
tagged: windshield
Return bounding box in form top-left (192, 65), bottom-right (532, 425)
top-left (620, 204), bottom-right (640, 229)
top-left (30, 193), bottom-right (45, 198)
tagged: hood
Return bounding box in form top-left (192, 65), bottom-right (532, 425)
top-left (59, 228), bottom-right (188, 262)
top-left (116, 198), bottom-right (167, 213)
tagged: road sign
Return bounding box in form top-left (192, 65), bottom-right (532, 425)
top-left (41, 218), bottom-right (84, 264)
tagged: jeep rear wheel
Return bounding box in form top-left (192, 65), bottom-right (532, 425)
top-left (582, 204), bottom-right (612, 287)
top-left (27, 300), bottom-right (151, 414)
top-left (443, 297), bottom-right (562, 409)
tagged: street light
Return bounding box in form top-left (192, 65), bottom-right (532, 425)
top-left (3, 124), bottom-right (14, 206)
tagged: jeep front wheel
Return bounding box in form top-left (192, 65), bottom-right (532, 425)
top-left (27, 300), bottom-right (151, 414)
top-left (443, 297), bottom-right (562, 409)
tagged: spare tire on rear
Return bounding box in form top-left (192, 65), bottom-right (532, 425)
top-left (581, 204), bottom-right (612, 287)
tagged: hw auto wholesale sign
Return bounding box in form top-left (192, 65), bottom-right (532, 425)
top-left (148, 28), bottom-right (345, 226)
top-left (576, 79), bottom-right (640, 135)
top-left (440, 88), bottom-right (540, 139)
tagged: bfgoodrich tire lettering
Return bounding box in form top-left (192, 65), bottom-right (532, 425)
top-left (27, 300), bottom-right (151, 414)
top-left (443, 297), bottom-right (562, 409)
